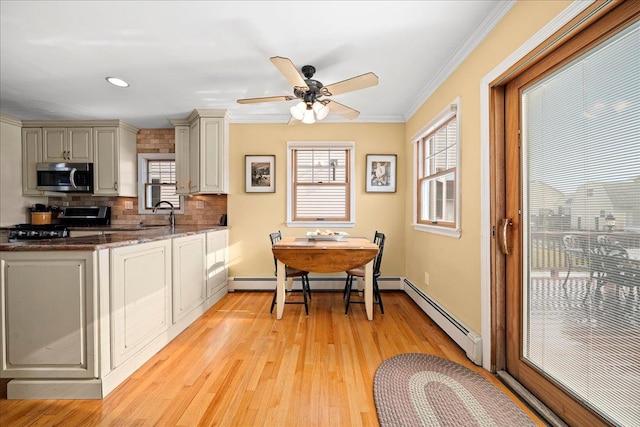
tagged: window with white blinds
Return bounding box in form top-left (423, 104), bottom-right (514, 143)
top-left (287, 141), bottom-right (355, 226)
top-left (137, 153), bottom-right (183, 214)
top-left (521, 19), bottom-right (639, 427)
top-left (413, 99), bottom-right (460, 237)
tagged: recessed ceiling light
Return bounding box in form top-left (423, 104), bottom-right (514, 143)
top-left (106, 77), bottom-right (129, 88)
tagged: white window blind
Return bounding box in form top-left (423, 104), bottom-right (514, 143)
top-left (521, 20), bottom-right (639, 427)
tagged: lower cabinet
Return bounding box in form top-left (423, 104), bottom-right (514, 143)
top-left (0, 251), bottom-right (97, 379)
top-left (207, 229), bottom-right (228, 299)
top-left (0, 229), bottom-right (228, 399)
top-left (111, 239), bottom-right (172, 367)
top-left (172, 233), bottom-right (206, 323)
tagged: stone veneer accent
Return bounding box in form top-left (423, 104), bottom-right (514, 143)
top-left (48, 129), bottom-right (227, 227)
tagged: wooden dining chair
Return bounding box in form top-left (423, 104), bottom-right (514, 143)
top-left (343, 231), bottom-right (385, 314)
top-left (269, 231), bottom-right (312, 315)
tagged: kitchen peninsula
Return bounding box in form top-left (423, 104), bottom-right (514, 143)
top-left (0, 225), bottom-right (228, 399)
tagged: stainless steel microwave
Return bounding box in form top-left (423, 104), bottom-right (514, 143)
top-left (36, 162), bottom-right (94, 193)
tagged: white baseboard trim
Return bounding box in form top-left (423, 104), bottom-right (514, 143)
top-left (403, 279), bottom-right (482, 366)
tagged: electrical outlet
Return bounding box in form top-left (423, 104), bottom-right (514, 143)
top-left (196, 201), bottom-right (205, 209)
top-left (124, 201), bottom-right (133, 210)
top-left (424, 272), bottom-right (430, 286)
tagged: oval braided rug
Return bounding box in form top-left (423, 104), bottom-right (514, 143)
top-left (374, 353), bottom-right (538, 427)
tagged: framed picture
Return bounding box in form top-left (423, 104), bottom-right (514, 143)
top-left (245, 155), bottom-right (275, 193)
top-left (366, 154), bottom-right (396, 193)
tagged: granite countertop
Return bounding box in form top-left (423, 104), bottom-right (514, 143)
top-left (0, 225), bottom-right (227, 252)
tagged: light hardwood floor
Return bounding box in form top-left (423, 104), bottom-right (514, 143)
top-left (0, 291), bottom-right (544, 426)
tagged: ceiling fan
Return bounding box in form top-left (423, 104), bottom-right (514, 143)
top-left (237, 56), bottom-right (378, 124)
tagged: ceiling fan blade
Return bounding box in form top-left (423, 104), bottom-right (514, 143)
top-left (323, 72), bottom-right (379, 96)
top-left (327, 100), bottom-right (360, 120)
top-left (270, 56), bottom-right (309, 91)
top-left (237, 95), bottom-right (295, 104)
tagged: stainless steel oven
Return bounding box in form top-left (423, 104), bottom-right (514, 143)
top-left (36, 162), bottom-right (93, 193)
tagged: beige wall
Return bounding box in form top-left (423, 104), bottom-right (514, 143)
top-left (227, 122), bottom-right (406, 278)
top-left (404, 0), bottom-right (572, 332)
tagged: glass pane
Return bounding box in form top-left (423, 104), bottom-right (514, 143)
top-left (296, 150), bottom-right (346, 183)
top-left (420, 172), bottom-right (455, 223)
top-left (145, 184), bottom-right (180, 209)
top-left (521, 21), bottom-right (639, 426)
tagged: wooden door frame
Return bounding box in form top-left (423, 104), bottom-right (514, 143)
top-left (487, 1), bottom-right (640, 425)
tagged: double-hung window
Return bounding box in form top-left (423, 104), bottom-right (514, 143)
top-left (137, 153), bottom-right (183, 214)
top-left (414, 98), bottom-right (460, 237)
top-left (287, 141), bottom-right (355, 227)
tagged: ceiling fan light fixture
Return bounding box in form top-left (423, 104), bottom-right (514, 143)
top-left (290, 101), bottom-right (305, 120)
top-left (302, 108), bottom-right (315, 124)
top-left (312, 101), bottom-right (330, 121)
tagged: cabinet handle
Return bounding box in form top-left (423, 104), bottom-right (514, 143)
top-left (114, 181), bottom-right (118, 191)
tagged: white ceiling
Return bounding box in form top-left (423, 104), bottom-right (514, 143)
top-left (0, 1), bottom-right (513, 129)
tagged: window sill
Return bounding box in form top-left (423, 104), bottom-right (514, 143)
top-left (286, 221), bottom-right (355, 229)
top-left (413, 223), bottom-right (461, 238)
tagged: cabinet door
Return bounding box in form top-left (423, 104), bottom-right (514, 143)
top-left (199, 117), bottom-right (227, 193)
top-left (67, 127), bottom-right (93, 162)
top-left (188, 119), bottom-right (200, 193)
top-left (172, 234), bottom-right (206, 323)
top-left (0, 251), bottom-right (97, 379)
top-left (206, 230), bottom-right (228, 299)
top-left (111, 240), bottom-right (172, 367)
top-left (174, 125), bottom-right (190, 194)
top-left (42, 127), bottom-right (67, 161)
top-left (21, 128), bottom-right (44, 195)
top-left (93, 127), bottom-right (119, 195)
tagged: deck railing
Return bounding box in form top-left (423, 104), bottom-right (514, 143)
top-left (529, 231), bottom-right (640, 274)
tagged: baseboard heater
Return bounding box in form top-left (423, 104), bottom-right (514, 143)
top-left (404, 279), bottom-right (483, 366)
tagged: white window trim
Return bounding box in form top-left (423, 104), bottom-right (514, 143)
top-left (286, 141), bottom-right (356, 228)
top-left (137, 153), bottom-right (184, 215)
top-left (412, 97), bottom-right (461, 238)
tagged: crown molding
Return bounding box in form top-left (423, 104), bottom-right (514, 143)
top-left (404, 0), bottom-right (516, 120)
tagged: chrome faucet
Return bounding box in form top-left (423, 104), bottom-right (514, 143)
top-left (153, 200), bottom-right (175, 227)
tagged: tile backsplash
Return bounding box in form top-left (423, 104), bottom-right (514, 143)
top-left (48, 129), bottom-right (227, 226)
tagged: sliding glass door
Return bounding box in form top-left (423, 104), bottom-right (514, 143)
top-left (503, 5), bottom-right (639, 426)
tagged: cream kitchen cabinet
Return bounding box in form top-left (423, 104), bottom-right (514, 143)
top-left (111, 239), bottom-right (172, 367)
top-left (42, 127), bottom-right (93, 162)
top-left (206, 229), bottom-right (228, 299)
top-left (21, 127), bottom-right (44, 196)
top-left (170, 109), bottom-right (229, 194)
top-left (172, 233), bottom-right (206, 323)
top-left (173, 124), bottom-right (190, 195)
top-left (0, 251), bottom-right (98, 380)
top-left (21, 120), bottom-right (139, 197)
top-left (0, 228), bottom-right (227, 400)
top-left (93, 124), bottom-right (138, 196)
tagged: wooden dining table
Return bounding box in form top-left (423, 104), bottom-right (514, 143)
top-left (271, 237), bottom-right (379, 320)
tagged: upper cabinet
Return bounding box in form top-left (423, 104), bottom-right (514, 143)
top-left (21, 120), bottom-right (139, 197)
top-left (93, 124), bottom-right (138, 196)
top-left (170, 109), bottom-right (229, 194)
top-left (22, 128), bottom-right (44, 196)
top-left (42, 127), bottom-right (93, 162)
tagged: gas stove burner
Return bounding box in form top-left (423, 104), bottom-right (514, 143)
top-left (8, 224), bottom-right (69, 241)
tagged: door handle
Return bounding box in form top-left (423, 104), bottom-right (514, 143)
top-left (499, 218), bottom-right (513, 255)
